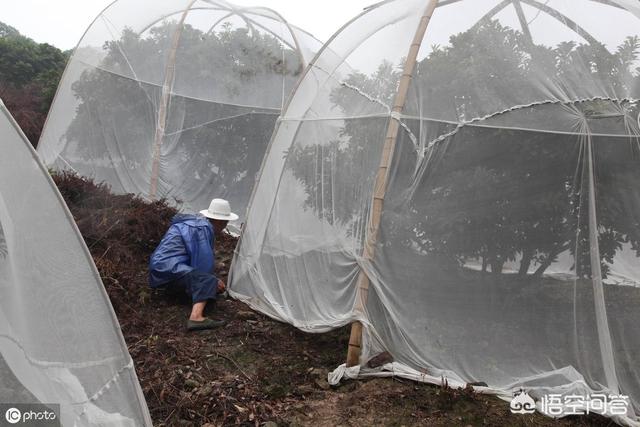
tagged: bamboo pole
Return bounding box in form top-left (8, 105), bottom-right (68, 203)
top-left (519, 0), bottom-right (600, 47)
top-left (149, 0), bottom-right (197, 199)
top-left (512, 0), bottom-right (534, 46)
top-left (346, 0), bottom-right (439, 368)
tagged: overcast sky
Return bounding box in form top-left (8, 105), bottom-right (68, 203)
top-left (3, 0), bottom-right (639, 61)
top-left (1, 0), bottom-right (376, 49)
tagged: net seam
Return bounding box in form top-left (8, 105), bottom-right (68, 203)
top-left (74, 59), bottom-right (284, 111)
top-left (0, 334), bottom-right (126, 368)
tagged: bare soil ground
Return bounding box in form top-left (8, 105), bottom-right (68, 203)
top-left (53, 172), bottom-right (615, 426)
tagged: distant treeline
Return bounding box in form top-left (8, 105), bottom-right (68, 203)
top-left (0, 22), bottom-right (68, 147)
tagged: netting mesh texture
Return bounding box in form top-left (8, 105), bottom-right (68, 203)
top-left (37, 0), bottom-right (322, 229)
top-left (0, 100), bottom-right (151, 425)
top-left (230, 1), bottom-right (640, 425)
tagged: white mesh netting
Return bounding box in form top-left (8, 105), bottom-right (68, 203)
top-left (0, 99), bottom-right (151, 425)
top-left (229, 0), bottom-right (640, 424)
top-left (37, 0), bottom-right (322, 229)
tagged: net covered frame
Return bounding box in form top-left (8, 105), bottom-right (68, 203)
top-left (37, 0), bottom-right (322, 229)
top-left (229, 0), bottom-right (640, 425)
top-left (0, 99), bottom-right (151, 426)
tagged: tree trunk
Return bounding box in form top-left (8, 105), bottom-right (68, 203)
top-left (518, 248), bottom-right (533, 276)
top-left (533, 242), bottom-right (571, 278)
top-left (490, 258), bottom-right (504, 275)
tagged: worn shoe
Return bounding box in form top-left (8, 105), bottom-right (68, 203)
top-left (187, 318), bottom-right (226, 331)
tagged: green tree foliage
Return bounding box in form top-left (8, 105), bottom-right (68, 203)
top-left (288, 19), bottom-right (640, 280)
top-left (0, 21), bottom-right (68, 146)
top-left (0, 22), bottom-right (19, 38)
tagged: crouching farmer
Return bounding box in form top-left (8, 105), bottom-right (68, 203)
top-left (149, 198), bottom-right (238, 331)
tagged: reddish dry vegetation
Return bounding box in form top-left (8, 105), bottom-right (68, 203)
top-left (1, 83), bottom-right (48, 147)
top-left (54, 171), bottom-right (613, 426)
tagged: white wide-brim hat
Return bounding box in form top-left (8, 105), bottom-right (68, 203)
top-left (200, 198), bottom-right (239, 221)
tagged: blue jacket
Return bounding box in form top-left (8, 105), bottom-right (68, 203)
top-left (149, 214), bottom-right (216, 288)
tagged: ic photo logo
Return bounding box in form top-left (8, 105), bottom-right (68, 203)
top-left (5, 407), bottom-right (21, 424)
top-left (1, 404), bottom-right (59, 426)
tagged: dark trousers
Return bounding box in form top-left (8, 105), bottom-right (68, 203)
top-left (166, 270), bottom-right (217, 304)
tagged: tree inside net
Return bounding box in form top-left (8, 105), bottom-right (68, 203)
top-left (37, 0), bottom-right (321, 228)
top-left (230, 0), bottom-right (640, 424)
